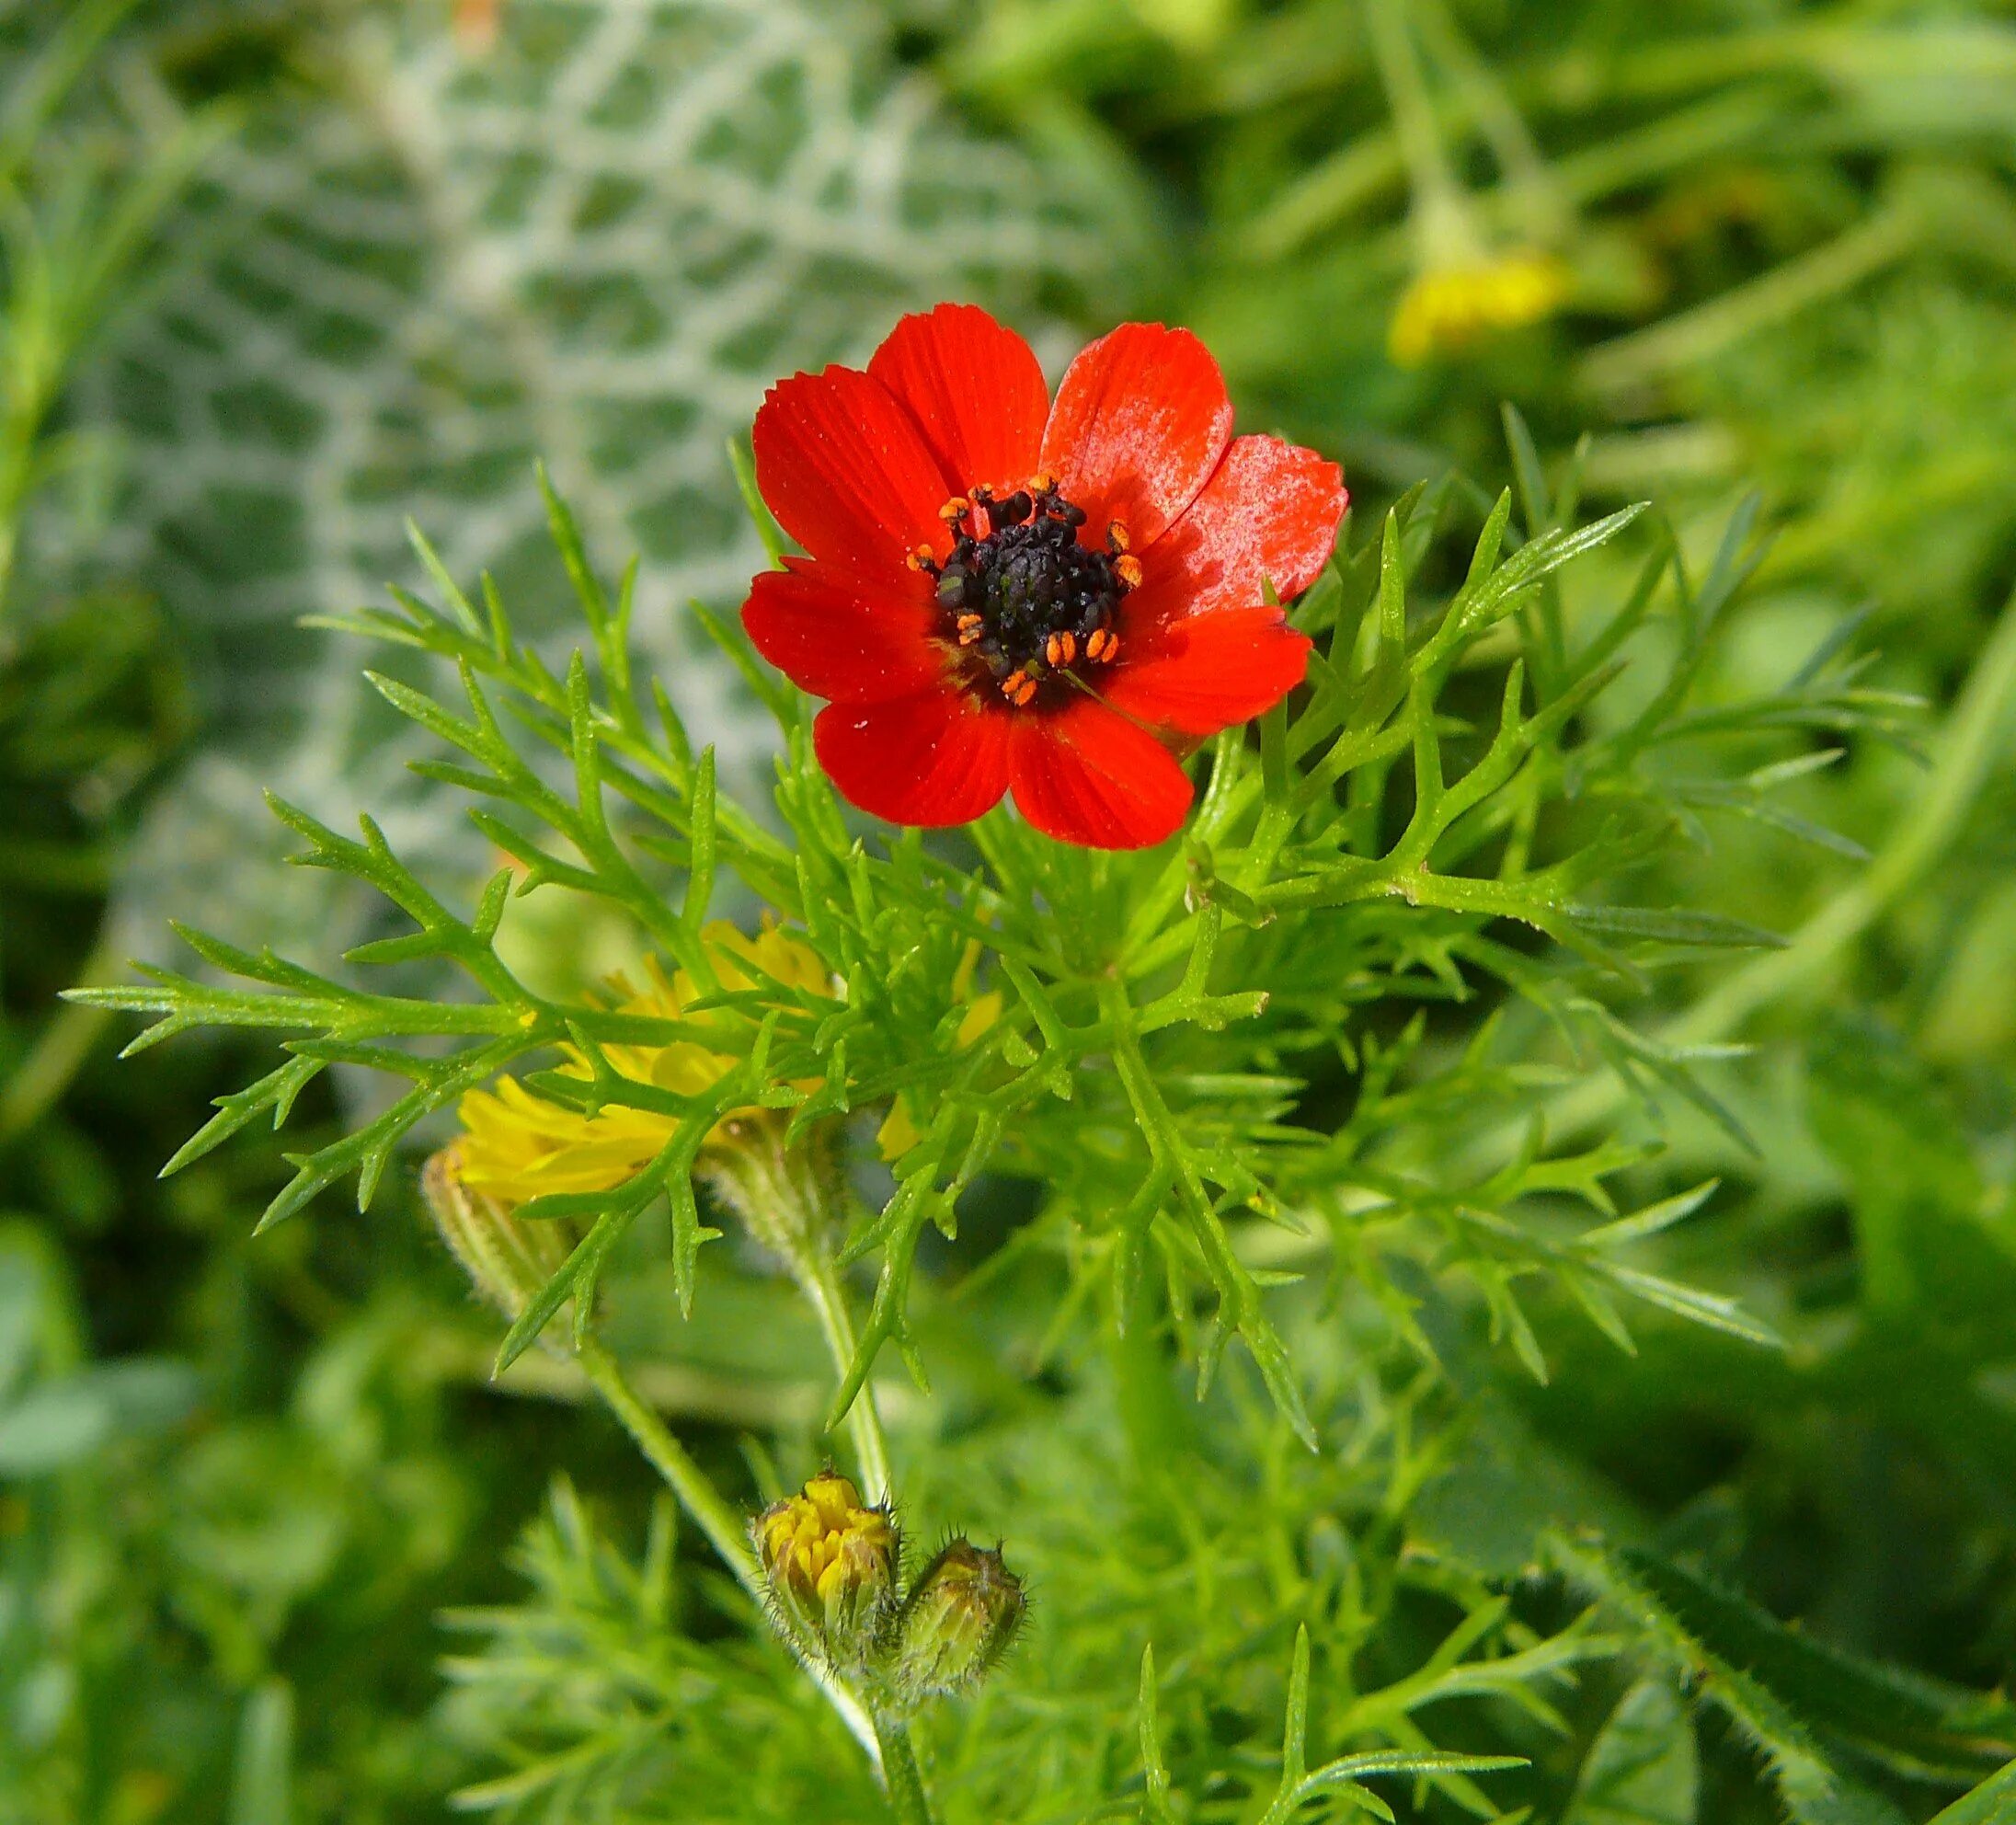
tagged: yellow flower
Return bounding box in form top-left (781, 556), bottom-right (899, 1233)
top-left (1388, 248), bottom-right (1571, 367)
top-left (454, 922), bottom-right (830, 1206)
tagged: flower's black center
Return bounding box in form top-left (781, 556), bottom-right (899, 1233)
top-left (914, 483), bottom-right (1136, 707)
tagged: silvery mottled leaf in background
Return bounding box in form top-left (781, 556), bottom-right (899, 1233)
top-left (85, 0), bottom-right (1110, 958)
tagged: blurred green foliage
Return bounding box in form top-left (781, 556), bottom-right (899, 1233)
top-left (3, 0), bottom-right (2015, 1821)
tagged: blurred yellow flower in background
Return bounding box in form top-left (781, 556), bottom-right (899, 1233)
top-left (454, 923), bottom-right (830, 1206)
top-left (1388, 248), bottom-right (1572, 366)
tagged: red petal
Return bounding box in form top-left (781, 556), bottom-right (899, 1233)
top-left (1007, 697), bottom-right (1194, 850)
top-left (752, 365), bottom-right (952, 578)
top-left (866, 304), bottom-right (1049, 497)
top-left (1039, 323), bottom-right (1233, 551)
top-left (743, 558), bottom-right (948, 706)
top-left (814, 688), bottom-right (1011, 828)
top-left (1124, 434), bottom-right (1346, 632)
top-left (1103, 608), bottom-right (1312, 739)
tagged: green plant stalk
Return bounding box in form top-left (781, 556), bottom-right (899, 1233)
top-left (680, 1133), bottom-right (917, 1813)
top-left (1414, 0), bottom-right (1567, 241)
top-left (778, 1170), bottom-right (923, 1819)
top-left (1364, 0), bottom-right (1480, 265)
top-left (572, 1338), bottom-right (762, 1588)
top-left (873, 1713), bottom-right (937, 1825)
top-left (800, 1244), bottom-right (895, 1504)
top-left (574, 1338), bottom-right (883, 1765)
top-left (705, 1130), bottom-right (895, 1500)
top-left (0, 945), bottom-right (112, 1144)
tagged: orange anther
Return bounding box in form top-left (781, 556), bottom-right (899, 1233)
top-left (905, 545), bottom-right (934, 570)
top-left (939, 496), bottom-right (971, 522)
top-left (1011, 675), bottom-right (1038, 706)
top-left (1046, 631), bottom-right (1078, 668)
top-left (1086, 627), bottom-right (1120, 663)
top-left (1115, 555), bottom-right (1143, 589)
top-left (1029, 472), bottom-right (1055, 494)
top-left (1107, 520), bottom-right (1131, 553)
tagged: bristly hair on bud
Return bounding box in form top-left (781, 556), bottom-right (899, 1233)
top-left (754, 1471), bottom-right (900, 1679)
top-left (886, 1537), bottom-right (1025, 1709)
top-left (420, 1142), bottom-right (579, 1331)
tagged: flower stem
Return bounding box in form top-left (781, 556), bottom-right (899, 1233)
top-left (873, 1713), bottom-right (937, 1825)
top-left (1365, 0), bottom-right (1479, 264)
top-left (576, 1339), bottom-right (758, 1586)
top-left (703, 1131), bottom-right (895, 1500)
top-left (574, 1337), bottom-right (883, 1766)
top-left (800, 1245), bottom-right (894, 1504)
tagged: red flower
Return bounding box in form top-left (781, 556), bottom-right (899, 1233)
top-left (741, 305), bottom-right (1346, 850)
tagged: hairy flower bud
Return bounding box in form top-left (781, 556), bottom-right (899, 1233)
top-left (421, 1142), bottom-right (574, 1325)
top-left (888, 1538), bottom-right (1025, 1704)
top-left (754, 1472), bottom-right (898, 1675)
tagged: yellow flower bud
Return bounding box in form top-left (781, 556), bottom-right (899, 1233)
top-left (754, 1472), bottom-right (899, 1675)
top-left (888, 1538), bottom-right (1025, 1704)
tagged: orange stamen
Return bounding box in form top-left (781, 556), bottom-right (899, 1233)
top-left (1107, 520), bottom-right (1130, 553)
top-left (939, 496), bottom-right (971, 522)
top-left (1115, 555), bottom-right (1143, 589)
top-left (1046, 631), bottom-right (1078, 668)
top-left (1086, 627), bottom-right (1120, 663)
top-left (1028, 472), bottom-right (1055, 494)
top-left (905, 545), bottom-right (934, 571)
top-left (1011, 675), bottom-right (1037, 706)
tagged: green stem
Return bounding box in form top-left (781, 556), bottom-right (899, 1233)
top-left (874, 1714), bottom-right (937, 1825)
top-left (1111, 1247), bottom-right (1186, 1471)
top-left (713, 1131), bottom-right (896, 1502)
top-left (800, 1245), bottom-right (894, 1504)
top-left (575, 1339), bottom-right (760, 1587)
top-left (1365, 0), bottom-right (1480, 265)
top-left (0, 941), bottom-right (114, 1145)
top-left (1415, 0), bottom-right (1567, 241)
top-left (574, 1339), bottom-right (883, 1765)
